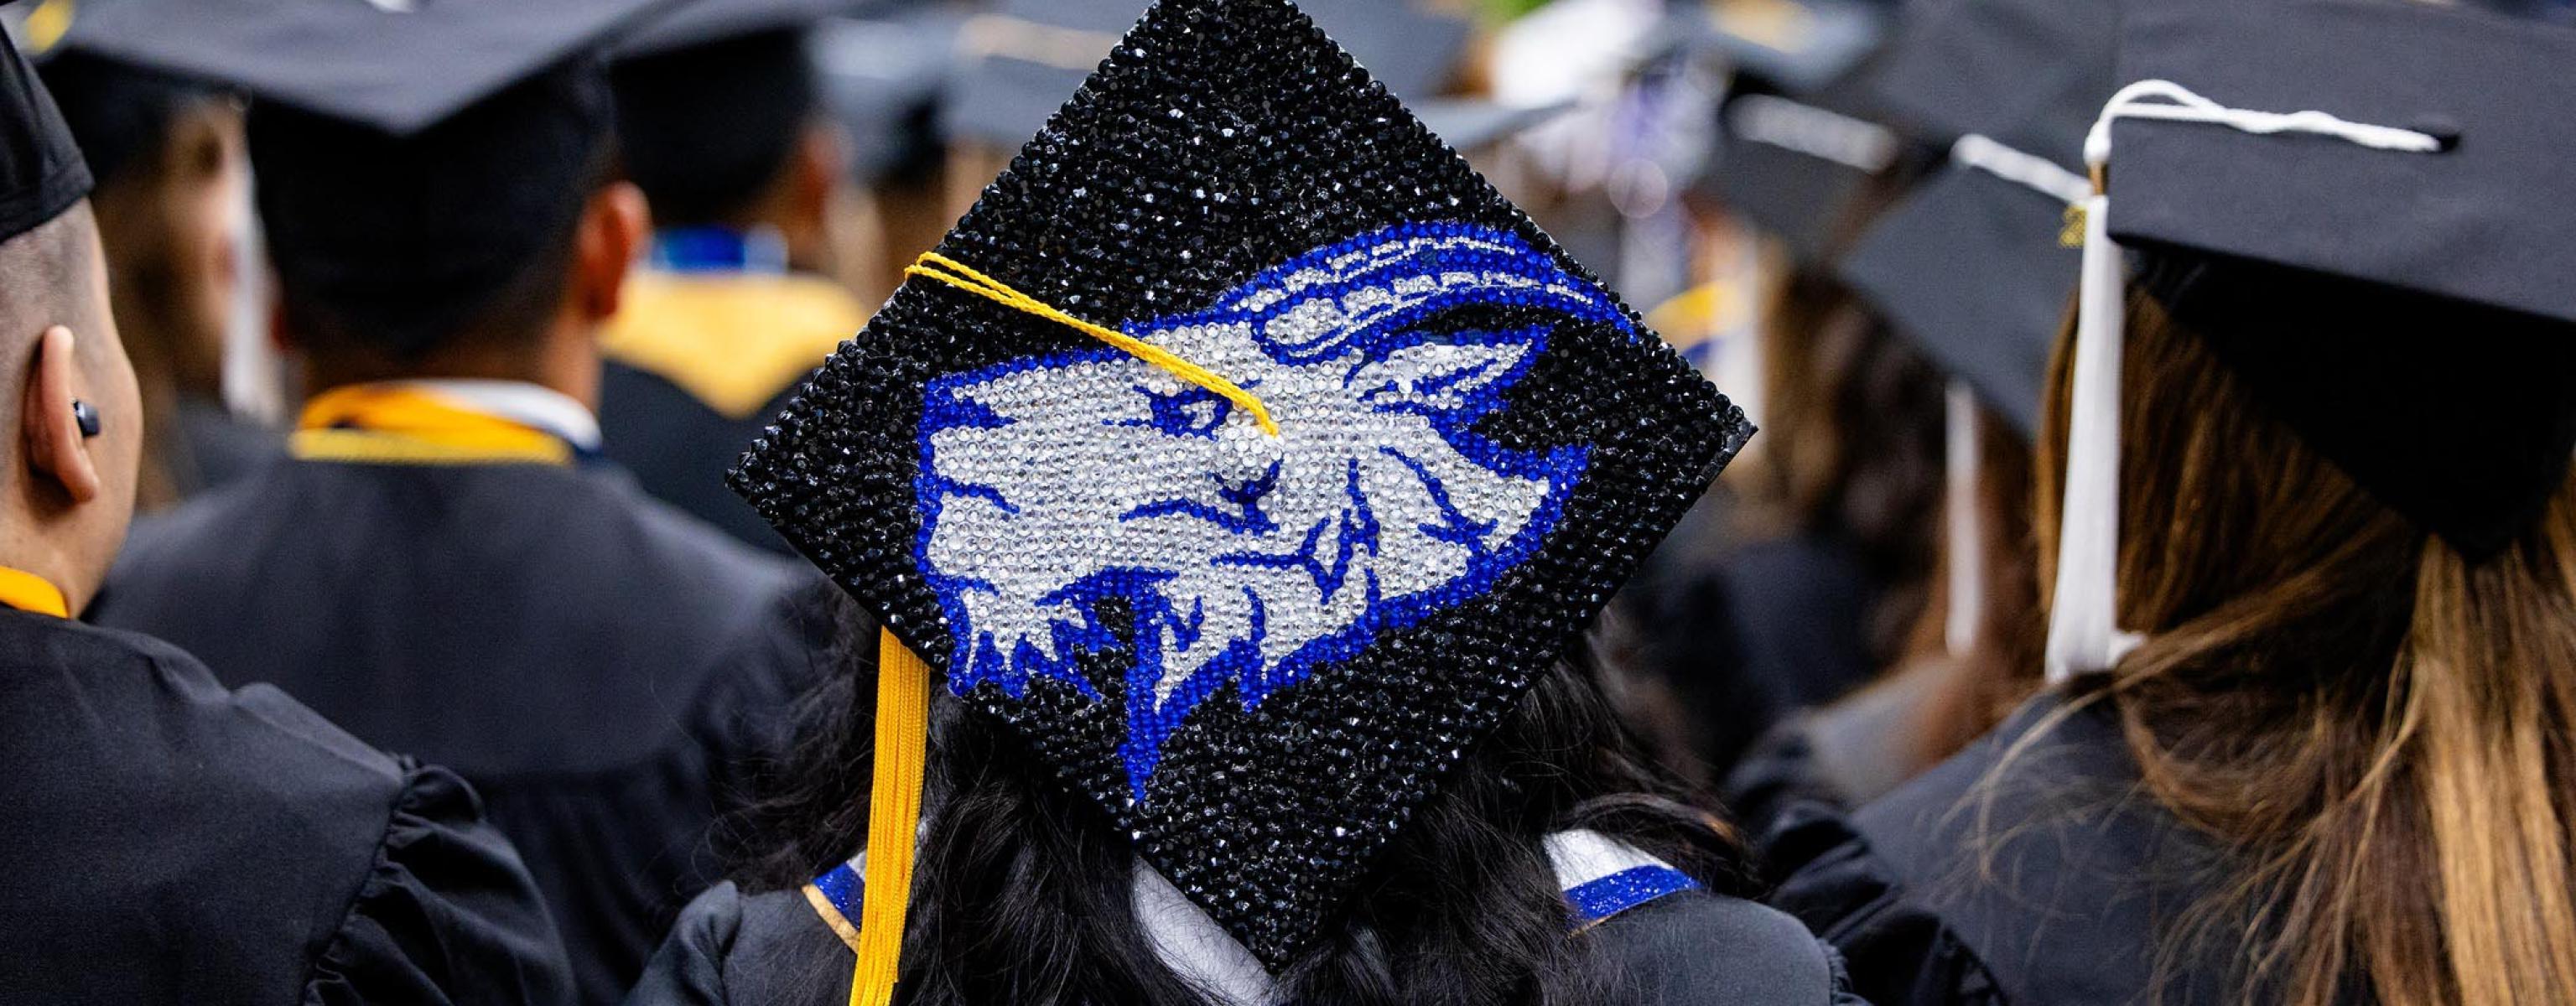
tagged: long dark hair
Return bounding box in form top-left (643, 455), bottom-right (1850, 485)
top-left (732, 602), bottom-right (1753, 1005)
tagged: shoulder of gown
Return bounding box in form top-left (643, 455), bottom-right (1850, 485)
top-left (1766, 695), bottom-right (2242, 1006)
top-left (1586, 889), bottom-right (1870, 1006)
top-left (0, 614), bottom-right (572, 1005)
top-left (624, 883), bottom-right (848, 1006)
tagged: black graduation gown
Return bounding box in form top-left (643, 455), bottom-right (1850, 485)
top-left (600, 362), bottom-right (795, 553)
top-left (1627, 522), bottom-right (1883, 781)
top-left (93, 458), bottom-right (831, 1005)
top-left (0, 609), bottom-right (572, 1003)
top-left (624, 874), bottom-right (1868, 1005)
top-left (597, 270), bottom-right (868, 556)
top-left (1722, 663), bottom-right (1945, 860)
top-left (1764, 696), bottom-right (2267, 1006)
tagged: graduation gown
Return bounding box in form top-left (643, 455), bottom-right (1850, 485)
top-left (1628, 521), bottom-right (1884, 781)
top-left (625, 833), bottom-right (1869, 1006)
top-left (1765, 695), bottom-right (2267, 1006)
top-left (0, 607), bottom-right (572, 1004)
top-left (598, 262), bottom-right (868, 554)
top-left (94, 455), bottom-right (829, 1005)
top-left (1722, 662), bottom-right (1946, 858)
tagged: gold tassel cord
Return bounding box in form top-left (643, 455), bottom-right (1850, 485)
top-left (904, 252), bottom-right (1280, 438)
top-left (848, 630), bottom-right (932, 1006)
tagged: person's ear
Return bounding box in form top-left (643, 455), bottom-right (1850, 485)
top-left (575, 181), bottom-right (649, 324)
top-left (22, 325), bottom-right (101, 504)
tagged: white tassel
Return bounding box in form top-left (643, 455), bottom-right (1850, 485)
top-left (2043, 80), bottom-right (2442, 684)
top-left (1945, 382), bottom-right (1985, 658)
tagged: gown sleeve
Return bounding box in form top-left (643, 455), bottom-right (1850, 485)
top-left (301, 761), bottom-right (576, 1006)
top-left (1763, 802), bottom-right (2004, 1006)
top-left (623, 883), bottom-right (746, 1006)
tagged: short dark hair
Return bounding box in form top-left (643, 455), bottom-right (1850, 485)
top-left (249, 62), bottom-right (615, 361)
top-left (0, 201), bottom-right (106, 450)
top-left (610, 29), bottom-right (818, 228)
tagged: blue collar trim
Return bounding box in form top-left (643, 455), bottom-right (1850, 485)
top-left (1563, 864), bottom-right (1699, 928)
top-left (650, 227), bottom-right (789, 275)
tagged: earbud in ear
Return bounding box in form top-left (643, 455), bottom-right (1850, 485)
top-left (70, 399), bottom-right (99, 438)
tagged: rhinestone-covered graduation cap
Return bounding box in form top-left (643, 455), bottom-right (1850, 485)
top-left (735, 0), bottom-right (1748, 978)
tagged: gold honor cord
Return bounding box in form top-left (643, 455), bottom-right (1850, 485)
top-left (849, 630), bottom-right (932, 1006)
top-left (904, 252), bottom-right (1280, 438)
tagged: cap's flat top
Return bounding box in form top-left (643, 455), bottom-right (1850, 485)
top-left (1867, 0), bottom-right (2115, 157)
top-left (55, 0), bottom-right (672, 134)
top-left (2109, 0), bottom-right (2576, 326)
top-left (616, 0), bottom-right (862, 58)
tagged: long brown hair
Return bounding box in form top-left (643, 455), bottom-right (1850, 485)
top-left (2033, 291), bottom-right (2576, 1005)
top-left (1899, 400), bottom-right (2045, 772)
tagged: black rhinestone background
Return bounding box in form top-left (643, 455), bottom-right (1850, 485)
top-left (732, 0), bottom-right (1753, 967)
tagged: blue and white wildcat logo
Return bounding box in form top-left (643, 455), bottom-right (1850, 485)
top-left (917, 222), bottom-right (1633, 798)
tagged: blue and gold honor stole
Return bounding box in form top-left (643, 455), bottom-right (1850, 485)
top-left (290, 382), bottom-right (592, 467)
top-left (800, 828), bottom-right (1704, 995)
top-left (0, 566), bottom-right (70, 619)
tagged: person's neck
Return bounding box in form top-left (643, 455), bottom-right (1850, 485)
top-left (0, 517), bottom-right (101, 618)
top-left (305, 324), bottom-right (600, 412)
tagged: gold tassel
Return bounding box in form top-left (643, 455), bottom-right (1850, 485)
top-left (848, 630), bottom-right (932, 1006)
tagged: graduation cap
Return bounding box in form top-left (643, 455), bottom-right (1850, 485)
top-left (1687, 0), bottom-right (1917, 263)
top-left (0, 3), bottom-right (87, 244)
top-left (2047, 0), bottom-right (2576, 678)
top-left (810, 8), bottom-right (960, 185)
top-left (615, 0), bottom-right (856, 58)
top-left (942, 0), bottom-right (1474, 150)
top-left (50, 0), bottom-right (669, 137)
top-left (56, 0), bottom-right (664, 357)
top-left (1832, 0), bottom-right (2116, 436)
top-left (611, 0), bottom-right (866, 226)
top-left (734, 0), bottom-right (1748, 990)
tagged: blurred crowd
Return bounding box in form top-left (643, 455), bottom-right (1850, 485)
top-left (6, 0), bottom-right (2576, 1003)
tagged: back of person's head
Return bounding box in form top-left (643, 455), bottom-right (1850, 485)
top-left (0, 23), bottom-right (132, 613)
top-left (249, 61), bottom-right (616, 365)
top-left (610, 29), bottom-right (820, 230)
top-left (730, 613), bottom-right (1750, 1006)
top-left (2033, 286), bottom-right (2576, 1005)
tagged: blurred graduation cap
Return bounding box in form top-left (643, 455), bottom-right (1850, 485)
top-left (1831, 0), bottom-right (2116, 435)
top-left (0, 0), bottom-right (87, 245)
top-left (2094, 0), bottom-right (2576, 557)
top-left (48, 0), bottom-right (670, 137)
top-left (1686, 0), bottom-right (1917, 264)
top-left (811, 9), bottom-right (963, 184)
top-left (614, 0), bottom-right (856, 58)
top-left (51, 0), bottom-right (667, 357)
top-left (942, 0), bottom-right (1483, 151)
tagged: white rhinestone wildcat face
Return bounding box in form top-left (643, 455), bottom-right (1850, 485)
top-left (917, 223), bottom-right (1629, 797)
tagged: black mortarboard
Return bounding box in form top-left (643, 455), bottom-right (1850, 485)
top-left (1689, 0), bottom-right (1917, 264)
top-left (0, 4), bottom-right (87, 243)
top-left (59, 0), bottom-right (663, 356)
top-left (811, 11), bottom-right (958, 184)
top-left (2100, 0), bottom-right (2576, 557)
top-left (1831, 0), bottom-right (2116, 435)
top-left (737, 0), bottom-right (1747, 970)
top-left (943, 0), bottom-right (1474, 149)
top-left (615, 0), bottom-right (855, 58)
top-left (52, 0), bottom-right (669, 137)
top-left (29, 49), bottom-right (211, 189)
top-left (612, 0), bottom-right (863, 226)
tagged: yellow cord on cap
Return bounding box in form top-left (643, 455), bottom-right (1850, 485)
top-left (848, 630), bottom-right (932, 1006)
top-left (905, 252), bottom-right (1280, 438)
